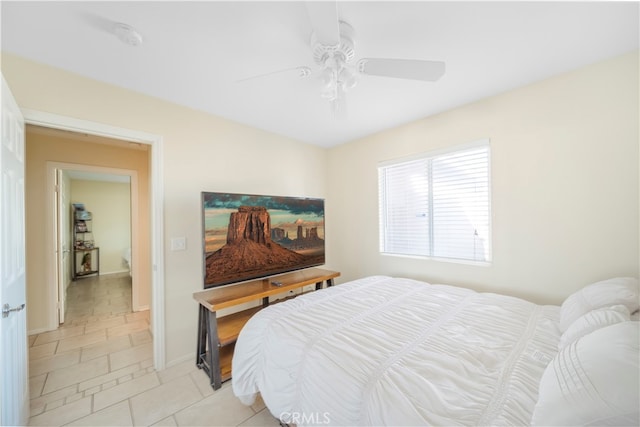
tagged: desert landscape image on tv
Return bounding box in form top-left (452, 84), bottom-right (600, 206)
top-left (202, 192), bottom-right (325, 288)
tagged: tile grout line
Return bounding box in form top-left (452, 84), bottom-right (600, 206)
top-left (26, 278), bottom-right (258, 426)
top-left (28, 275), bottom-right (135, 424)
top-left (127, 397), bottom-right (135, 426)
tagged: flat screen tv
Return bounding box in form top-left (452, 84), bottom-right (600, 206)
top-left (202, 191), bottom-right (325, 288)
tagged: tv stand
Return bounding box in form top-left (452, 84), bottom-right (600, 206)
top-left (193, 267), bottom-right (340, 390)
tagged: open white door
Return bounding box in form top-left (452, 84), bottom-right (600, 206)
top-left (0, 75), bottom-right (29, 425)
top-left (56, 168), bottom-right (69, 324)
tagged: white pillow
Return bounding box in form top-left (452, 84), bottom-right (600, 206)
top-left (532, 321), bottom-right (639, 426)
top-left (559, 277), bottom-right (639, 332)
top-left (558, 304), bottom-right (630, 350)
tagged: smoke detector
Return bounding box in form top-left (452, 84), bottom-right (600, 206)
top-left (113, 23), bottom-right (143, 47)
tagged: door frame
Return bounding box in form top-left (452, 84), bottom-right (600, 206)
top-left (23, 109), bottom-right (166, 370)
top-left (55, 168), bottom-right (66, 325)
top-left (47, 163), bottom-right (139, 323)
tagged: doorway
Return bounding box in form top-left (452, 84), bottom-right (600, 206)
top-left (51, 165), bottom-right (136, 324)
top-left (23, 111), bottom-right (165, 370)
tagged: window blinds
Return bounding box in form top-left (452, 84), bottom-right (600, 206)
top-left (379, 142), bottom-right (491, 263)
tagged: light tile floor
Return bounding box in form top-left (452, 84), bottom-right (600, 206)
top-left (28, 273), bottom-right (279, 426)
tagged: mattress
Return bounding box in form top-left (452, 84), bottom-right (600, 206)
top-left (232, 276), bottom-right (561, 426)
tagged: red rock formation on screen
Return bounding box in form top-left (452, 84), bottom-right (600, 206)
top-left (205, 206), bottom-right (317, 285)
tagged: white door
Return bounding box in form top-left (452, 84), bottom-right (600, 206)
top-left (0, 75), bottom-right (29, 425)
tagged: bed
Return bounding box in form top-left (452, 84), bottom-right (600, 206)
top-left (232, 275), bottom-right (639, 426)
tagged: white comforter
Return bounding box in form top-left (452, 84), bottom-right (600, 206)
top-left (232, 276), bottom-right (561, 426)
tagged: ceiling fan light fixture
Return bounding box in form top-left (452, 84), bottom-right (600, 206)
top-left (322, 85), bottom-right (337, 100)
top-left (320, 67), bottom-right (335, 87)
top-left (339, 67), bottom-right (357, 90)
top-left (311, 21), bottom-right (359, 107)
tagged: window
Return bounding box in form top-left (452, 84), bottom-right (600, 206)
top-left (378, 141), bottom-right (491, 263)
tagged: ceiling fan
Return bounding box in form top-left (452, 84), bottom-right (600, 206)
top-left (238, 2), bottom-right (446, 116)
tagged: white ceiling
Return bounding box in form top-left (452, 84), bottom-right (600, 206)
top-left (2, 1), bottom-right (638, 148)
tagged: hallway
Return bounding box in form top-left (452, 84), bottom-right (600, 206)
top-left (27, 274), bottom-right (276, 426)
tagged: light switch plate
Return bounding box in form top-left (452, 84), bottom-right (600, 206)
top-left (170, 237), bottom-right (186, 251)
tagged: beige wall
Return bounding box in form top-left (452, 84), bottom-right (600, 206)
top-left (3, 53), bottom-right (328, 364)
top-left (25, 128), bottom-right (151, 333)
top-left (4, 50), bottom-right (638, 364)
top-left (327, 51), bottom-right (639, 305)
top-left (70, 180), bottom-right (131, 274)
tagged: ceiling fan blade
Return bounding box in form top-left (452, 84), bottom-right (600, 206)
top-left (305, 1), bottom-right (340, 46)
top-left (236, 66), bottom-right (311, 83)
top-left (80, 13), bottom-right (115, 35)
top-left (80, 13), bottom-right (143, 46)
top-left (357, 58), bottom-right (446, 82)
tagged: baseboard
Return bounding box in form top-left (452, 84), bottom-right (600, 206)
top-left (165, 352), bottom-right (194, 369)
top-left (100, 269), bottom-right (131, 276)
top-left (28, 326), bottom-right (56, 336)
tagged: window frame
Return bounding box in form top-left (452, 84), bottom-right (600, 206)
top-left (378, 139), bottom-right (492, 265)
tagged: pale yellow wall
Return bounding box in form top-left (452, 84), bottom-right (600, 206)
top-left (70, 180), bottom-right (131, 274)
top-left (5, 50), bottom-right (638, 365)
top-left (24, 128), bottom-right (151, 332)
top-left (3, 53), bottom-right (328, 364)
top-left (327, 51), bottom-right (639, 305)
